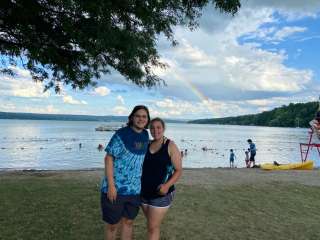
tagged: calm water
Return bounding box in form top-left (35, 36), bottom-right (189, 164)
top-left (0, 119), bottom-right (319, 170)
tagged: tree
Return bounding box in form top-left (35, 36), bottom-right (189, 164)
top-left (0, 0), bottom-right (240, 92)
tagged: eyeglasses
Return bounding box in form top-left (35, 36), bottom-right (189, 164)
top-left (134, 114), bottom-right (148, 119)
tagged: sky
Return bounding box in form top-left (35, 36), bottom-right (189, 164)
top-left (1, 0), bottom-right (320, 120)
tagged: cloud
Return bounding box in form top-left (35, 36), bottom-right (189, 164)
top-left (63, 95), bottom-right (87, 105)
top-left (272, 26), bottom-right (307, 41)
top-left (148, 93), bottom-right (318, 119)
top-left (245, 0), bottom-right (320, 20)
top-left (149, 98), bottom-right (248, 119)
top-left (244, 26), bottom-right (307, 44)
top-left (175, 39), bottom-right (216, 67)
top-left (112, 106), bottom-right (129, 115)
top-left (117, 95), bottom-right (125, 105)
top-left (297, 35), bottom-right (320, 42)
top-left (21, 105), bottom-right (59, 114)
top-left (0, 66), bottom-right (50, 98)
top-left (150, 3), bottom-right (315, 104)
top-left (93, 86), bottom-right (111, 96)
top-left (156, 38), bottom-right (312, 102)
top-left (0, 101), bottom-right (16, 112)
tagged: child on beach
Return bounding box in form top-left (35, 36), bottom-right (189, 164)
top-left (247, 139), bottom-right (256, 168)
top-left (309, 111), bottom-right (320, 139)
top-left (245, 150), bottom-right (250, 168)
top-left (229, 149), bottom-right (236, 168)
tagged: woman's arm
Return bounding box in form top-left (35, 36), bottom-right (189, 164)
top-left (159, 141), bottom-right (182, 195)
top-left (104, 154), bottom-right (117, 202)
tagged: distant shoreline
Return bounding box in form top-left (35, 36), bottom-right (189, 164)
top-left (0, 112), bottom-right (186, 123)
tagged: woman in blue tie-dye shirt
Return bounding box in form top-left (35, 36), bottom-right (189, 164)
top-left (101, 105), bottom-right (150, 240)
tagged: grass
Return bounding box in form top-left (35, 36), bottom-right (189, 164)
top-left (1, 173), bottom-right (320, 240)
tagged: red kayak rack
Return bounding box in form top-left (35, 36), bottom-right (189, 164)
top-left (300, 128), bottom-right (320, 162)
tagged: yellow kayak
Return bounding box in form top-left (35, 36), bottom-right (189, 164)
top-left (261, 160), bottom-right (314, 170)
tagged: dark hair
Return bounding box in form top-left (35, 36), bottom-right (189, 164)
top-left (127, 105), bottom-right (150, 129)
top-left (247, 139), bottom-right (252, 143)
top-left (150, 117), bottom-right (166, 129)
top-left (316, 111), bottom-right (320, 120)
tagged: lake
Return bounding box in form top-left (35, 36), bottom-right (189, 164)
top-left (0, 119), bottom-right (319, 170)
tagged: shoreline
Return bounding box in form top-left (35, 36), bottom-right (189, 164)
top-left (1, 167), bottom-right (319, 172)
top-left (1, 165), bottom-right (319, 172)
top-left (1, 167), bottom-right (320, 187)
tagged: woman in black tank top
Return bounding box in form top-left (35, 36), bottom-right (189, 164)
top-left (141, 118), bottom-right (182, 240)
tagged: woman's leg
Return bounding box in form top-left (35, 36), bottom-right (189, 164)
top-left (146, 206), bottom-right (169, 240)
top-left (120, 218), bottom-right (134, 240)
top-left (141, 204), bottom-right (148, 216)
top-left (105, 223), bottom-right (119, 240)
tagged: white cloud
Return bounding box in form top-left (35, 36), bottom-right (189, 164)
top-left (152, 4), bottom-right (315, 103)
top-left (244, 26), bottom-right (307, 44)
top-left (245, 0), bottom-right (320, 20)
top-left (0, 67), bottom-right (50, 98)
top-left (117, 95), bottom-right (125, 105)
top-left (22, 105), bottom-right (59, 114)
top-left (0, 102), bottom-right (16, 112)
top-left (149, 93), bottom-right (319, 119)
top-left (63, 95), bottom-right (87, 105)
top-left (112, 106), bottom-right (129, 115)
top-left (93, 86), bottom-right (111, 96)
top-left (150, 98), bottom-right (248, 119)
top-left (176, 39), bottom-right (216, 67)
top-left (297, 35), bottom-right (320, 42)
top-left (272, 26), bottom-right (307, 41)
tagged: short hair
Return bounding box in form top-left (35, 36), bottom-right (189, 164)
top-left (247, 139), bottom-right (252, 143)
top-left (150, 117), bottom-right (166, 129)
top-left (127, 105), bottom-right (150, 129)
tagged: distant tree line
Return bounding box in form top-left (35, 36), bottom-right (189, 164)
top-left (0, 111), bottom-right (185, 123)
top-left (0, 112), bottom-right (127, 122)
top-left (189, 102), bottom-right (319, 128)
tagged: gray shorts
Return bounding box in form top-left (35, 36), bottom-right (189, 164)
top-left (141, 191), bottom-right (175, 208)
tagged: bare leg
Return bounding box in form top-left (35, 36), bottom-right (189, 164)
top-left (104, 223), bottom-right (119, 240)
top-left (120, 218), bottom-right (134, 240)
top-left (143, 205), bottom-right (169, 240)
top-left (141, 204), bottom-right (149, 217)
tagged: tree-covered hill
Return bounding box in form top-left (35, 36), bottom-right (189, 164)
top-left (189, 102), bottom-right (319, 128)
top-left (0, 111), bottom-right (185, 123)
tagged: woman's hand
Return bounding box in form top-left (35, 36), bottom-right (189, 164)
top-left (107, 185), bottom-right (117, 203)
top-left (158, 184), bottom-right (169, 195)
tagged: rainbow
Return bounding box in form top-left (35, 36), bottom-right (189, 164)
top-left (172, 71), bottom-right (209, 102)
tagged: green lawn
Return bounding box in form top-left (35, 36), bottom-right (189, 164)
top-left (1, 173), bottom-right (320, 240)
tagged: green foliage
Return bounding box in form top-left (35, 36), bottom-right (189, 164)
top-left (190, 101), bottom-right (319, 128)
top-left (0, 0), bottom-right (240, 92)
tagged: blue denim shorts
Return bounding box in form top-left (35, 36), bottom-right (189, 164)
top-left (141, 191), bottom-right (175, 208)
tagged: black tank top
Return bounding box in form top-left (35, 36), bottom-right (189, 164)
top-left (141, 139), bottom-right (175, 199)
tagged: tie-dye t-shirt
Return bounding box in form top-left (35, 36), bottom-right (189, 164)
top-left (101, 126), bottom-right (149, 195)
